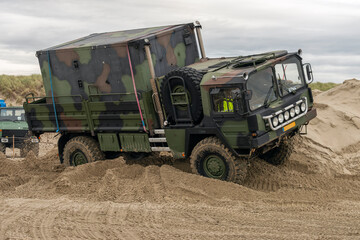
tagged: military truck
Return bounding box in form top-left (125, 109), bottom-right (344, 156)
top-left (0, 106), bottom-right (39, 157)
top-left (23, 22), bottom-right (316, 184)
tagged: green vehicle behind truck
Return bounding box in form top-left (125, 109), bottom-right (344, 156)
top-left (0, 106), bottom-right (39, 157)
top-left (24, 22), bottom-right (316, 184)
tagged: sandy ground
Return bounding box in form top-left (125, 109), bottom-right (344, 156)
top-left (1, 79), bottom-right (360, 239)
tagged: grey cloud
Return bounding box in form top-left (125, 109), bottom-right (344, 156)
top-left (0, 0), bottom-right (359, 82)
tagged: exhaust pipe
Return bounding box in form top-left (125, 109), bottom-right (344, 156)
top-left (194, 21), bottom-right (206, 59)
top-left (144, 39), bottom-right (165, 129)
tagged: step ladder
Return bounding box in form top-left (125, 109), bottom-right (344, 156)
top-left (149, 129), bottom-right (170, 152)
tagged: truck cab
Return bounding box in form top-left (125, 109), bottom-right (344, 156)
top-left (160, 50), bottom-right (316, 182)
top-left (198, 50), bottom-right (316, 155)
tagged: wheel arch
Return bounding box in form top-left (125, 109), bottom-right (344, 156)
top-left (185, 128), bottom-right (237, 158)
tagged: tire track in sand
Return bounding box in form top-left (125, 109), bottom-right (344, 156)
top-left (30, 199), bottom-right (64, 240)
top-left (0, 199), bottom-right (34, 238)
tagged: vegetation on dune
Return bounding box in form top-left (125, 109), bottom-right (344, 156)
top-left (309, 82), bottom-right (339, 91)
top-left (0, 74), bottom-right (44, 105)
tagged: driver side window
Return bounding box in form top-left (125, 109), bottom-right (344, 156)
top-left (211, 88), bottom-right (242, 113)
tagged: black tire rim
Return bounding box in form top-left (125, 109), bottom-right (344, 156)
top-left (202, 154), bottom-right (227, 179)
top-left (71, 150), bottom-right (88, 166)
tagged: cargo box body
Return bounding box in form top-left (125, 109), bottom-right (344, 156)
top-left (26, 23), bottom-right (199, 134)
top-left (37, 23), bottom-right (199, 102)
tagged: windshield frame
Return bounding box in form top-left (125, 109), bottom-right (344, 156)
top-left (273, 56), bottom-right (305, 97)
top-left (246, 67), bottom-right (277, 111)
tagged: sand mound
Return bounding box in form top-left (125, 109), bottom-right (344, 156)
top-left (294, 79), bottom-right (360, 175)
top-left (0, 79), bottom-right (360, 203)
top-left (1, 80), bottom-right (360, 239)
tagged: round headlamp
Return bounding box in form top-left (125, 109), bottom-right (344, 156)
top-left (272, 117), bottom-right (279, 127)
top-left (284, 111), bottom-right (290, 120)
top-left (290, 108), bottom-right (295, 117)
top-left (295, 105), bottom-right (300, 115)
top-left (278, 113), bottom-right (284, 123)
top-left (300, 102), bottom-right (306, 112)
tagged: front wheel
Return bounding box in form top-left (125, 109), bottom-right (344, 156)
top-left (190, 137), bottom-right (248, 184)
top-left (63, 136), bottom-right (104, 166)
top-left (259, 138), bottom-right (293, 166)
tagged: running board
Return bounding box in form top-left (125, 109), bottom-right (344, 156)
top-left (154, 129), bottom-right (165, 135)
top-left (149, 137), bottom-right (167, 143)
top-left (151, 147), bottom-right (171, 152)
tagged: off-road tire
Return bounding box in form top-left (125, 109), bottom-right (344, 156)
top-left (63, 136), bottom-right (104, 166)
top-left (20, 138), bottom-right (39, 158)
top-left (259, 138), bottom-right (293, 166)
top-left (161, 67), bottom-right (203, 124)
top-left (190, 137), bottom-right (248, 184)
top-left (0, 143), bottom-right (5, 154)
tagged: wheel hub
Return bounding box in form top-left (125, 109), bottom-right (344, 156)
top-left (72, 150), bottom-right (88, 166)
top-left (203, 155), bottom-right (226, 178)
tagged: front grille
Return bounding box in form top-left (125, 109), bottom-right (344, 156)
top-left (2, 130), bottom-right (28, 138)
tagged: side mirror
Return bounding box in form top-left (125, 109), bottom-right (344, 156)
top-left (303, 63), bottom-right (313, 84)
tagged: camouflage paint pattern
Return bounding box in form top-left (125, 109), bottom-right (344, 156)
top-left (25, 23), bottom-right (199, 135)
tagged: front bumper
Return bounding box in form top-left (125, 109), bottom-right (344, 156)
top-left (251, 108), bottom-right (317, 148)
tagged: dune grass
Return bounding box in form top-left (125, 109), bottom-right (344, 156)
top-left (309, 82), bottom-right (339, 91)
top-left (0, 74), bottom-right (44, 105)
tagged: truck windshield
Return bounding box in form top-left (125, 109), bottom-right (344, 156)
top-left (247, 68), bottom-right (276, 111)
top-left (274, 57), bottom-right (304, 96)
top-left (0, 108), bottom-right (25, 121)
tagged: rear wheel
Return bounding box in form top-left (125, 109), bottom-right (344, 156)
top-left (190, 137), bottom-right (248, 184)
top-left (259, 138), bottom-right (293, 166)
top-left (0, 143), bottom-right (5, 154)
top-left (63, 136), bottom-right (104, 166)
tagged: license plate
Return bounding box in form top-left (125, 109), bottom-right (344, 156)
top-left (283, 122), bottom-right (296, 132)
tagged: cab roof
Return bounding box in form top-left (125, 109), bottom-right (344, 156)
top-left (196, 50), bottom-right (301, 86)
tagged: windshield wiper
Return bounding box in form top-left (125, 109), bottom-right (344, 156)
top-left (263, 85), bottom-right (274, 108)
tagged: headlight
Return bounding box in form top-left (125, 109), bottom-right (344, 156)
top-left (272, 117), bottom-right (279, 127)
top-left (295, 105), bottom-right (300, 115)
top-left (300, 102), bottom-right (306, 112)
top-left (1, 138), bottom-right (8, 143)
top-left (290, 108), bottom-right (295, 117)
top-left (284, 111), bottom-right (290, 120)
top-left (278, 113), bottom-right (284, 123)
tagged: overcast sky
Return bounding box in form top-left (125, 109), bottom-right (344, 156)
top-left (0, 0), bottom-right (359, 83)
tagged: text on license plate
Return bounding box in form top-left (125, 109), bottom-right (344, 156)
top-left (283, 122), bottom-right (296, 132)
